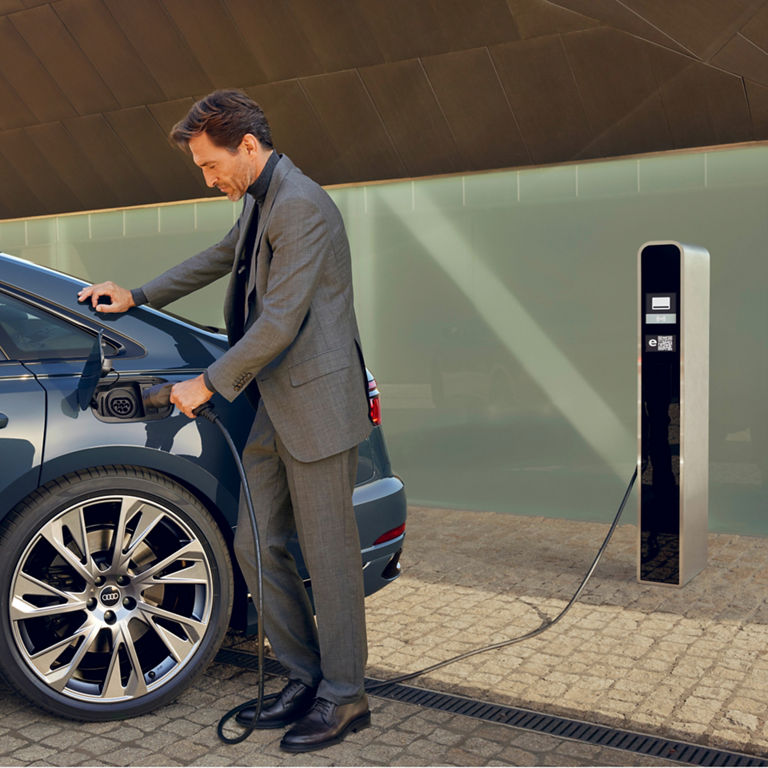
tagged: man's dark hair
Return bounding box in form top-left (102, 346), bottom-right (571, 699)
top-left (170, 89), bottom-right (273, 152)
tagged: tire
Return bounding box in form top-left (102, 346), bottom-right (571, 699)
top-left (0, 465), bottom-right (233, 721)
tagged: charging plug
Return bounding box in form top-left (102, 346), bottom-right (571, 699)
top-left (142, 382), bottom-right (173, 410)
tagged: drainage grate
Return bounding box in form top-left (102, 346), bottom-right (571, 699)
top-left (215, 648), bottom-right (767, 767)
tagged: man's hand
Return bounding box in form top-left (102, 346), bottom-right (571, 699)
top-left (170, 374), bottom-right (215, 419)
top-left (78, 281), bottom-right (135, 313)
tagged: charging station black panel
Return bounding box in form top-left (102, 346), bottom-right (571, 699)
top-left (638, 241), bottom-right (709, 587)
top-left (640, 244), bottom-right (681, 584)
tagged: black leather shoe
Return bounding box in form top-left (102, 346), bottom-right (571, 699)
top-left (235, 679), bottom-right (317, 729)
top-left (280, 695), bottom-right (370, 753)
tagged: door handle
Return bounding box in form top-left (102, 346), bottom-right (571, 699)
top-left (0, 413), bottom-right (7, 429)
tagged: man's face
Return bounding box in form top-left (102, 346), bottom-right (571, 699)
top-left (189, 131), bottom-right (256, 201)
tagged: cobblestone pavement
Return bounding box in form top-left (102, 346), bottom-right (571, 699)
top-left (2, 504), bottom-right (768, 765)
top-left (360, 507), bottom-right (768, 758)
top-left (0, 672), bottom-right (670, 766)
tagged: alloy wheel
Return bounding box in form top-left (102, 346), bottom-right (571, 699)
top-left (9, 493), bottom-right (215, 703)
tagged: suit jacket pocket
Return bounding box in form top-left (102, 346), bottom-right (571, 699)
top-left (289, 347), bottom-right (350, 387)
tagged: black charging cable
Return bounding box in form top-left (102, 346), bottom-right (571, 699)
top-left (366, 466), bottom-right (638, 692)
top-left (143, 383), bottom-right (274, 744)
top-left (143, 383), bottom-right (638, 734)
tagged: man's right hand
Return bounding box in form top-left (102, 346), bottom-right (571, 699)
top-left (78, 281), bottom-right (135, 313)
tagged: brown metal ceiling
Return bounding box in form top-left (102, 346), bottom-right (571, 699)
top-left (1, 0), bottom-right (768, 218)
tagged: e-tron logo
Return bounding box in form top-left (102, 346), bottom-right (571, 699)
top-left (99, 587), bottom-right (121, 606)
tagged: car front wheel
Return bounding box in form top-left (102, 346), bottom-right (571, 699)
top-left (0, 466), bottom-right (233, 721)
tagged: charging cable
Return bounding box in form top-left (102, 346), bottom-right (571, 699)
top-left (143, 384), bottom-right (272, 744)
top-left (194, 403), bottom-right (274, 744)
top-left (366, 466), bottom-right (637, 691)
top-left (143, 383), bottom-right (638, 738)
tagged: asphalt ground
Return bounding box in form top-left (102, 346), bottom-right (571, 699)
top-left (3, 503), bottom-right (768, 766)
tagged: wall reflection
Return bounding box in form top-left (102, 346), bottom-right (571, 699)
top-left (2, 145), bottom-right (766, 534)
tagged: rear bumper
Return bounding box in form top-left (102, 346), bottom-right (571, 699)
top-left (362, 537), bottom-right (404, 596)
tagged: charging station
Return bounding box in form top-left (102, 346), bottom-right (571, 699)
top-left (638, 241), bottom-right (709, 586)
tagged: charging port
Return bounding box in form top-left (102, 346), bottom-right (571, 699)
top-left (92, 378), bottom-right (173, 423)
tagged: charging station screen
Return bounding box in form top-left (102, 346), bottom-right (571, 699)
top-left (640, 244), bottom-right (681, 584)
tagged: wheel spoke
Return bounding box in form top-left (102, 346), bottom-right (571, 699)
top-left (108, 496), bottom-right (146, 571)
top-left (138, 602), bottom-right (206, 645)
top-left (101, 625), bottom-right (148, 699)
top-left (60, 506), bottom-right (92, 569)
top-left (39, 511), bottom-right (95, 582)
top-left (132, 540), bottom-right (203, 585)
top-left (11, 572), bottom-right (86, 620)
top-left (101, 631), bottom-right (126, 700)
top-left (152, 559), bottom-right (210, 585)
top-left (116, 505), bottom-right (165, 570)
top-left (30, 621), bottom-right (100, 692)
top-left (147, 619), bottom-right (193, 663)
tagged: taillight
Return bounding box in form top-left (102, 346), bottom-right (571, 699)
top-left (374, 523), bottom-right (405, 545)
top-left (367, 376), bottom-right (382, 426)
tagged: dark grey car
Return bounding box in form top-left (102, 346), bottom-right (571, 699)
top-left (0, 252), bottom-right (405, 721)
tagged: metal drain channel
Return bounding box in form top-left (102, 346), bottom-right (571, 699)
top-left (215, 648), bottom-right (767, 767)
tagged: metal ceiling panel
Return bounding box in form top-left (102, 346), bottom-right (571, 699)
top-left (648, 45), bottom-right (752, 148)
top-left (0, 0), bottom-right (24, 16)
top-left (0, 146), bottom-right (44, 218)
top-left (61, 113), bottom-right (158, 205)
top-left (359, 59), bottom-right (465, 178)
top-left (223, 0), bottom-right (324, 82)
top-left (510, 0), bottom-right (599, 40)
top-left (300, 70), bottom-right (406, 182)
top-left (103, 107), bottom-right (202, 201)
top-left (26, 121), bottom-right (121, 210)
top-left (620, 0), bottom-right (766, 59)
top-left (245, 81), bottom-right (337, 184)
top-left (54, 0), bottom-right (165, 107)
top-left (562, 28), bottom-right (673, 159)
top-left (741, 3), bottom-right (768, 52)
top-left (359, 0), bottom-right (519, 61)
top-left (712, 34), bottom-right (768, 89)
top-left (9, 4), bottom-right (117, 114)
top-left (745, 79), bottom-right (768, 138)
top-left (146, 98), bottom-right (212, 199)
top-left (1, 0), bottom-right (768, 219)
top-left (422, 47), bottom-right (531, 170)
top-left (0, 70), bottom-right (38, 131)
top-left (490, 36), bottom-right (593, 164)
top-left (103, 0), bottom-right (213, 100)
top-left (286, 0), bottom-right (384, 71)
top-left (0, 16), bottom-right (75, 124)
top-left (546, 0), bottom-right (688, 53)
top-left (0, 128), bottom-right (84, 212)
top-left (146, 98), bottom-right (196, 137)
top-left (161, 0), bottom-right (265, 89)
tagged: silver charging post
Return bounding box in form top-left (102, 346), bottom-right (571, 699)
top-left (638, 241), bottom-right (710, 586)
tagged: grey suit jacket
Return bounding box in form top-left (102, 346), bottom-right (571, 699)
top-left (139, 154), bottom-right (372, 462)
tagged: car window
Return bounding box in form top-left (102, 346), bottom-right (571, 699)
top-left (0, 292), bottom-right (100, 361)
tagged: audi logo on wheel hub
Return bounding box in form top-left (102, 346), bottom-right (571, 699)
top-left (99, 586), bottom-right (121, 606)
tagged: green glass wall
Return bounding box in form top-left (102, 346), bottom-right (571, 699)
top-left (2, 145), bottom-right (766, 535)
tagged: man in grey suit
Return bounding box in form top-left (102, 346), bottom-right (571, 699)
top-left (78, 90), bottom-right (372, 753)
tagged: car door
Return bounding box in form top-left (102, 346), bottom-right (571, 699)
top-left (0, 289), bottom-right (102, 511)
top-left (0, 358), bottom-right (45, 506)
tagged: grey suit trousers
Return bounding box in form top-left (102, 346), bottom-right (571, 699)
top-left (233, 401), bottom-right (368, 705)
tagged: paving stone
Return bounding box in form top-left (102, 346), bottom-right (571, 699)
top-left (10, 744), bottom-right (58, 763)
top-left (4, 508), bottom-right (768, 766)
